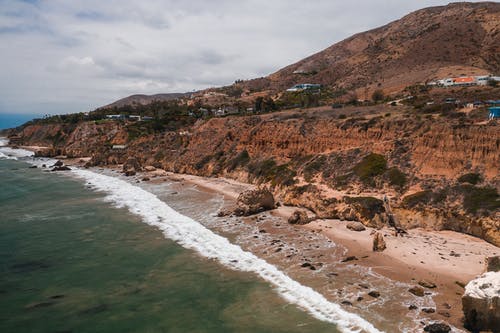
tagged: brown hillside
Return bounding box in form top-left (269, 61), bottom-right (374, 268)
top-left (242, 2), bottom-right (500, 98)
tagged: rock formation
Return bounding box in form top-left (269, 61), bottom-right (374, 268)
top-left (372, 232), bottom-right (386, 252)
top-left (346, 222), bottom-right (366, 232)
top-left (234, 188), bottom-right (275, 216)
top-left (462, 271), bottom-right (500, 332)
top-left (287, 210), bottom-right (310, 225)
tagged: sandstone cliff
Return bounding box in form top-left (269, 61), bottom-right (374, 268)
top-left (12, 106), bottom-right (500, 246)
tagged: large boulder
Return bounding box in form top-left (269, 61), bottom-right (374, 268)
top-left (234, 188), bottom-right (275, 216)
top-left (122, 157), bottom-right (141, 173)
top-left (372, 231), bottom-right (386, 252)
top-left (462, 271), bottom-right (500, 332)
top-left (346, 221), bottom-right (366, 231)
top-left (288, 210), bottom-right (310, 225)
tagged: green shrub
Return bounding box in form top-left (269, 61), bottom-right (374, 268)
top-left (353, 153), bottom-right (387, 185)
top-left (248, 159), bottom-right (296, 187)
top-left (459, 185), bottom-right (500, 215)
top-left (386, 167), bottom-right (407, 189)
top-left (402, 190), bottom-right (433, 208)
top-left (457, 173), bottom-right (482, 185)
top-left (226, 150), bottom-right (250, 171)
top-left (303, 155), bottom-right (327, 182)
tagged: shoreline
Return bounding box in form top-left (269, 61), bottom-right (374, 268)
top-left (5, 147), bottom-right (499, 330)
top-left (140, 166), bottom-right (498, 330)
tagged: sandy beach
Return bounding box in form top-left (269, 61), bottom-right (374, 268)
top-left (153, 169), bottom-right (499, 329)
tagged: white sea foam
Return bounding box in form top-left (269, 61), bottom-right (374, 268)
top-left (0, 143), bottom-right (34, 160)
top-left (71, 168), bottom-right (383, 333)
top-left (0, 137), bottom-right (8, 146)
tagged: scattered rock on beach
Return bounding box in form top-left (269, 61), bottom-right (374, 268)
top-left (346, 222), bottom-right (366, 231)
top-left (418, 280), bottom-right (437, 289)
top-left (234, 188), bottom-right (275, 216)
top-left (144, 165), bottom-right (156, 172)
top-left (124, 170), bottom-right (136, 177)
top-left (368, 291), bottom-right (380, 298)
top-left (423, 322), bottom-right (451, 333)
top-left (341, 256), bottom-right (358, 263)
top-left (372, 232), bottom-right (386, 252)
top-left (422, 308), bottom-right (435, 313)
top-left (408, 286), bottom-right (425, 297)
top-left (288, 210), bottom-right (310, 225)
top-left (122, 157), bottom-right (141, 173)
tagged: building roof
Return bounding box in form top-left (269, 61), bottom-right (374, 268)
top-left (453, 77), bottom-right (475, 83)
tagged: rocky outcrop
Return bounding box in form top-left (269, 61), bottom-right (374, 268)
top-left (122, 157), bottom-right (141, 173)
top-left (234, 188), bottom-right (275, 216)
top-left (288, 210), bottom-right (310, 225)
top-left (462, 272), bottom-right (500, 332)
top-left (372, 232), bottom-right (386, 252)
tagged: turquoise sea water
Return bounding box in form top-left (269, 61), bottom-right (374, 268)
top-left (0, 158), bottom-right (339, 333)
top-left (0, 113), bottom-right (40, 130)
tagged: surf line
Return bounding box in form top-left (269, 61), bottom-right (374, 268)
top-left (72, 168), bottom-right (383, 333)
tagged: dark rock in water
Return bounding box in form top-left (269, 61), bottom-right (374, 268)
top-left (51, 166), bottom-right (71, 171)
top-left (49, 295), bottom-right (65, 299)
top-left (341, 256), bottom-right (358, 263)
top-left (301, 262), bottom-right (312, 268)
top-left (341, 300), bottom-right (353, 306)
top-left (368, 291), bottom-right (380, 298)
top-left (29, 165), bottom-right (37, 168)
top-left (10, 260), bottom-right (49, 273)
top-left (42, 164), bottom-right (46, 168)
top-left (423, 322), bottom-right (451, 333)
top-left (234, 188), bottom-right (275, 216)
top-left (288, 210), bottom-right (310, 225)
top-left (52, 160), bottom-right (63, 167)
top-left (422, 308), bottom-right (436, 313)
top-left (309, 265), bottom-right (316, 270)
top-left (356, 296), bottom-right (364, 302)
top-left (408, 286), bottom-right (425, 297)
top-left (141, 177), bottom-right (150, 181)
top-left (79, 304), bottom-right (108, 316)
top-left (25, 301), bottom-right (56, 309)
top-left (418, 280), bottom-right (437, 288)
top-left (408, 304), bottom-right (418, 310)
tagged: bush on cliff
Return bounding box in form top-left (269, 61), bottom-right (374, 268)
top-left (302, 155), bottom-right (327, 182)
top-left (353, 153), bottom-right (387, 186)
top-left (248, 159), bottom-right (297, 187)
top-left (386, 167), bottom-right (407, 189)
top-left (457, 173), bottom-right (483, 185)
top-left (459, 185), bottom-right (500, 215)
top-left (226, 150), bottom-right (250, 172)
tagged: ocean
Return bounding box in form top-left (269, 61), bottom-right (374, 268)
top-left (0, 143), bottom-right (351, 333)
top-left (0, 114), bottom-right (41, 130)
top-left (0, 139), bottom-right (438, 333)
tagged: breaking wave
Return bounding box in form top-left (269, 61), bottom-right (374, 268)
top-left (71, 168), bottom-right (383, 333)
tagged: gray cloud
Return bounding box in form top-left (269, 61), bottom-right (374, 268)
top-left (0, 0), bottom-right (488, 115)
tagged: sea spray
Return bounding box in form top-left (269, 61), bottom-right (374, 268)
top-left (71, 168), bottom-right (383, 333)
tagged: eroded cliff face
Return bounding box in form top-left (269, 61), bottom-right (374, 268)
top-left (12, 111), bottom-right (500, 246)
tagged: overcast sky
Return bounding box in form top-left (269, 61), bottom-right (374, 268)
top-left (0, 0), bottom-right (486, 115)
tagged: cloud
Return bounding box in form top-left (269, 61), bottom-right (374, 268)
top-left (0, 0), bottom-right (490, 115)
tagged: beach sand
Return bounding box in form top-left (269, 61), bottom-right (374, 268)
top-left (158, 170), bottom-right (499, 329)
